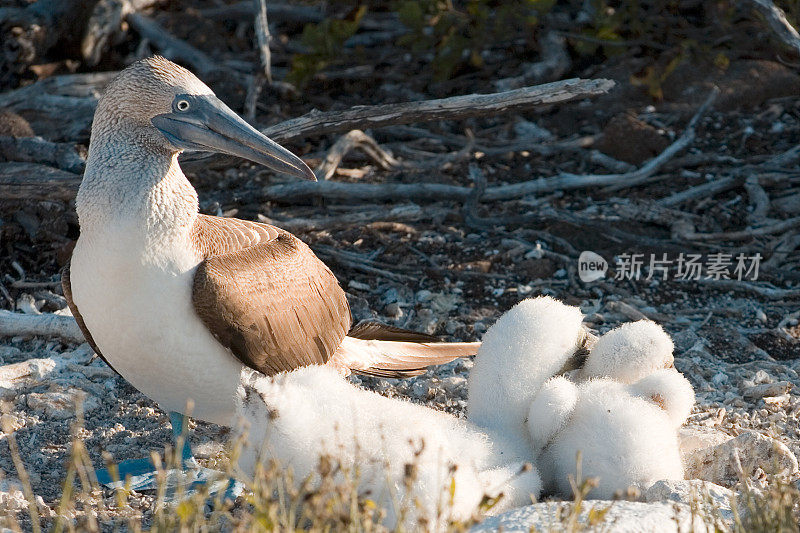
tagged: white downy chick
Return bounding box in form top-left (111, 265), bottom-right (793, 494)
top-left (579, 320), bottom-right (674, 383)
top-left (234, 366), bottom-right (541, 529)
top-left (527, 369), bottom-right (695, 499)
top-left (467, 296), bottom-right (586, 450)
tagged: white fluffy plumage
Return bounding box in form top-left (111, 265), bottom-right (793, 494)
top-left (467, 296), bottom-right (585, 449)
top-left (529, 369), bottom-right (695, 499)
top-left (234, 366), bottom-right (541, 528)
top-left (579, 320), bottom-right (674, 383)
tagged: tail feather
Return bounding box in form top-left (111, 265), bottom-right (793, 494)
top-left (330, 322), bottom-right (479, 378)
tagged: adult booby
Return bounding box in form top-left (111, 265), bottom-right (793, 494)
top-left (63, 56), bottom-right (478, 483)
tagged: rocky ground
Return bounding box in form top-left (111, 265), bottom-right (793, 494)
top-left (1, 0), bottom-right (800, 529)
top-left (0, 289), bottom-right (799, 530)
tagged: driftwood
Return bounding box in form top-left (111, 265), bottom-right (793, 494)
top-left (748, 0), bottom-right (800, 56)
top-left (199, 2), bottom-right (324, 24)
top-left (0, 0), bottom-right (98, 87)
top-left (126, 13), bottom-right (245, 82)
top-left (260, 203), bottom-right (446, 233)
top-left (0, 163), bottom-right (82, 201)
top-left (315, 130), bottom-right (398, 180)
top-left (0, 71), bottom-right (114, 143)
top-left (263, 78), bottom-right (614, 144)
top-left (0, 136), bottom-right (85, 174)
top-left (81, 0), bottom-right (160, 66)
top-left (494, 31), bottom-right (570, 91)
top-left (0, 310), bottom-right (84, 343)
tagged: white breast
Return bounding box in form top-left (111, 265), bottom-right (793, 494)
top-left (69, 225), bottom-right (244, 425)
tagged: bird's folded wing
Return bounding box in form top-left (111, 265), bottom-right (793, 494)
top-left (191, 216), bottom-right (351, 376)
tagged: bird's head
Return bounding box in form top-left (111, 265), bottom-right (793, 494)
top-left (93, 55), bottom-right (315, 180)
top-left (580, 320), bottom-right (675, 384)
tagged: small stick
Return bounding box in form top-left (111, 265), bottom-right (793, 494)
top-left (263, 78), bottom-right (615, 144)
top-left (0, 310), bottom-right (84, 343)
top-left (748, 0), bottom-right (800, 56)
top-left (315, 130), bottom-right (398, 181)
top-left (684, 216), bottom-right (800, 242)
top-left (254, 0), bottom-right (273, 85)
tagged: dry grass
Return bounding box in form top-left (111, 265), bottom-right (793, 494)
top-left (2, 412), bottom-right (799, 532)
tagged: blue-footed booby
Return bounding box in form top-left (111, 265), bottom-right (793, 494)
top-left (63, 56), bottom-right (479, 486)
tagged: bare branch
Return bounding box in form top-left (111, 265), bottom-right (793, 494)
top-left (0, 310), bottom-right (84, 343)
top-left (748, 0), bottom-right (800, 56)
top-left (263, 78), bottom-right (615, 144)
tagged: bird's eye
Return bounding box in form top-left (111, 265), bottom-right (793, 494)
top-left (176, 99), bottom-right (190, 111)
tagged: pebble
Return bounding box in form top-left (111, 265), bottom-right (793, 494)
top-left (26, 389), bottom-right (100, 419)
top-left (415, 289), bottom-right (433, 303)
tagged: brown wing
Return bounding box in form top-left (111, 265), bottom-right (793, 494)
top-left (61, 262), bottom-right (120, 375)
top-left (191, 215), bottom-right (351, 376)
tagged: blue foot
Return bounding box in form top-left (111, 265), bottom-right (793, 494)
top-left (96, 411), bottom-right (243, 500)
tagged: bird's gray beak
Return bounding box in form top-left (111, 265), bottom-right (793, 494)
top-left (152, 94), bottom-right (316, 181)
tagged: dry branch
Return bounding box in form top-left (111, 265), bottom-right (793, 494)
top-left (200, 2), bottom-right (324, 24)
top-left (262, 203), bottom-right (446, 233)
top-left (748, 0), bottom-right (800, 56)
top-left (684, 217), bottom-right (800, 242)
top-left (315, 130), bottom-right (398, 180)
top-left (81, 0), bottom-right (159, 66)
top-left (0, 310), bottom-right (84, 343)
top-left (0, 136), bottom-right (85, 173)
top-left (254, 0), bottom-right (273, 84)
top-left (0, 163), bottom-right (82, 201)
top-left (494, 31), bottom-right (570, 91)
top-left (263, 78), bottom-right (614, 144)
top-left (126, 13), bottom-right (246, 83)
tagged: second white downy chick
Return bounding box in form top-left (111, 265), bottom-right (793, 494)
top-left (579, 320), bottom-right (675, 383)
top-left (528, 369), bottom-right (695, 499)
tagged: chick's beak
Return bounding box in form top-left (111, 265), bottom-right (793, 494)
top-left (152, 95), bottom-right (316, 181)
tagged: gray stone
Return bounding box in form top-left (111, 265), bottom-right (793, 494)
top-left (684, 430), bottom-right (799, 487)
top-left (644, 479), bottom-right (736, 521)
top-left (26, 389), bottom-right (100, 419)
top-left (473, 501), bottom-right (710, 532)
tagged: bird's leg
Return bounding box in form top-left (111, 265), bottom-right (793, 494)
top-left (96, 411), bottom-right (242, 500)
top-left (169, 411), bottom-right (195, 467)
top-left (93, 412), bottom-right (193, 490)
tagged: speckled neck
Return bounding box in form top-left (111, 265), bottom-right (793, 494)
top-left (76, 129), bottom-right (199, 242)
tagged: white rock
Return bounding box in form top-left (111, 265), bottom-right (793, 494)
top-left (26, 389), bottom-right (100, 419)
top-left (0, 479), bottom-right (26, 513)
top-left (472, 501), bottom-right (710, 532)
top-left (644, 479), bottom-right (736, 522)
top-left (684, 431), bottom-right (799, 487)
top-left (680, 426), bottom-right (731, 459)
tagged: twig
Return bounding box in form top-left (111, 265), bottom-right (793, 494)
top-left (262, 78), bottom-right (615, 144)
top-left (0, 135), bottom-right (85, 173)
top-left (0, 162), bottom-right (82, 201)
top-left (254, 0), bottom-right (272, 84)
top-left (683, 217), bottom-right (800, 242)
top-left (743, 174), bottom-right (771, 224)
top-left (126, 13), bottom-right (247, 84)
top-left (0, 310), bottom-right (84, 343)
top-left (312, 247), bottom-right (414, 282)
top-left (548, 87), bottom-right (719, 195)
top-left (682, 279), bottom-right (800, 300)
top-left (494, 31), bottom-right (570, 91)
top-left (748, 0), bottom-right (800, 56)
top-left (659, 176), bottom-right (738, 207)
top-left (315, 130), bottom-right (398, 181)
